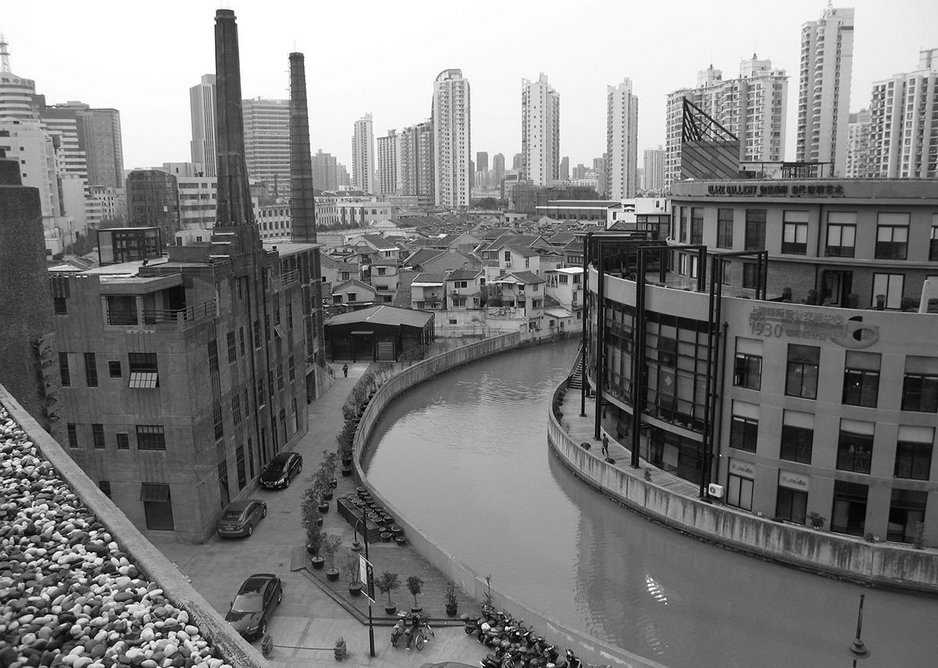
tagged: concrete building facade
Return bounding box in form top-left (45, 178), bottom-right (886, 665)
top-left (311, 149), bottom-right (338, 192)
top-left (376, 129), bottom-right (400, 197)
top-left (796, 6), bottom-right (855, 175)
top-left (242, 97), bottom-right (290, 200)
top-left (352, 113), bottom-right (375, 195)
top-left (643, 147), bottom-right (665, 193)
top-left (845, 109), bottom-right (872, 178)
top-left (400, 120), bottom-right (434, 206)
top-left (432, 69), bottom-right (471, 208)
top-left (190, 74), bottom-right (217, 178)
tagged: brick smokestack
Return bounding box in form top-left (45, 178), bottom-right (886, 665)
top-left (290, 52), bottom-right (317, 243)
top-left (214, 9), bottom-right (253, 227)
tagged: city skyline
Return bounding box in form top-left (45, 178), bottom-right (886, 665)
top-left (3, 0), bottom-right (935, 174)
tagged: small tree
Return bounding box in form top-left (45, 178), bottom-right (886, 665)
top-left (341, 552), bottom-right (361, 586)
top-left (321, 451), bottom-right (338, 480)
top-left (301, 486), bottom-right (323, 554)
top-left (336, 419), bottom-right (356, 461)
top-left (320, 532), bottom-right (342, 570)
top-left (376, 571), bottom-right (400, 606)
top-left (406, 575), bottom-right (424, 609)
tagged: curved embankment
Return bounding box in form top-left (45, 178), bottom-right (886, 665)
top-left (546, 381), bottom-right (938, 594)
top-left (352, 334), bottom-right (668, 668)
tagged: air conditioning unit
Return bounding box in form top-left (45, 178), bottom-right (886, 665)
top-left (707, 483), bottom-right (724, 499)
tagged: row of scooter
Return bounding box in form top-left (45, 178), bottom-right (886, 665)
top-left (464, 607), bottom-right (583, 668)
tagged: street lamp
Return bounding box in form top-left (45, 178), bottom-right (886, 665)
top-left (353, 514), bottom-right (376, 657)
top-left (848, 593), bottom-right (870, 667)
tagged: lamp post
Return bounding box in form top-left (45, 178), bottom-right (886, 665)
top-left (848, 593), bottom-right (870, 667)
top-left (353, 514), bottom-right (376, 657)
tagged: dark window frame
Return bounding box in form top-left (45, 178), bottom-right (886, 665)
top-left (730, 415), bottom-right (758, 453)
top-left (902, 373), bottom-right (938, 412)
top-left (717, 209), bottom-right (734, 249)
top-left (785, 344), bottom-right (820, 400)
top-left (92, 423), bottom-right (105, 449)
top-left (836, 429), bottom-right (873, 474)
top-left (59, 353), bottom-right (70, 387)
top-left (744, 209), bottom-right (766, 251)
top-left (84, 352), bottom-right (98, 387)
top-left (782, 222), bottom-right (808, 255)
top-left (894, 440), bottom-right (933, 480)
top-left (825, 222), bottom-right (856, 257)
top-left (734, 353), bottom-right (762, 390)
top-left (780, 424), bottom-right (813, 464)
top-left (842, 368), bottom-right (880, 408)
top-left (875, 224), bottom-right (909, 260)
top-left (136, 424), bottom-right (166, 451)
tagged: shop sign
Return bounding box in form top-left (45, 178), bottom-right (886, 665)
top-left (748, 306), bottom-right (878, 349)
top-left (729, 459), bottom-right (755, 478)
top-left (778, 470), bottom-right (810, 491)
top-left (706, 183), bottom-right (846, 197)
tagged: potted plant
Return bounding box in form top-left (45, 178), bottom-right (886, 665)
top-left (376, 571), bottom-right (400, 615)
top-left (322, 452), bottom-right (339, 489)
top-left (261, 633), bottom-right (273, 658)
top-left (314, 470), bottom-right (330, 513)
top-left (406, 575), bottom-right (424, 613)
top-left (341, 552), bottom-right (362, 596)
top-left (808, 511), bottom-right (826, 530)
top-left (321, 533), bottom-right (342, 581)
top-left (444, 581), bottom-right (458, 617)
top-left (301, 486), bottom-right (324, 567)
top-left (334, 636), bottom-right (347, 661)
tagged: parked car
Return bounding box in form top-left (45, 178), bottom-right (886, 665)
top-left (225, 573), bottom-right (283, 640)
top-left (217, 499), bottom-right (267, 538)
top-left (260, 451), bottom-right (303, 489)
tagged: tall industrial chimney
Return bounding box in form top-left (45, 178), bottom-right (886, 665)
top-left (290, 52), bottom-right (317, 243)
top-left (214, 9), bottom-right (253, 227)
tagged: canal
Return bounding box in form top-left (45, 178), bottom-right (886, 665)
top-left (363, 339), bottom-right (936, 668)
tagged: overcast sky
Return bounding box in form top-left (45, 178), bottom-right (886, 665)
top-left (4, 0), bottom-right (936, 172)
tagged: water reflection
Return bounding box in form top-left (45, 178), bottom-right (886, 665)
top-left (365, 340), bottom-right (937, 668)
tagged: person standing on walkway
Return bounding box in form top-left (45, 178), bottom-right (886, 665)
top-left (601, 433), bottom-right (609, 458)
top-left (342, 363), bottom-right (349, 378)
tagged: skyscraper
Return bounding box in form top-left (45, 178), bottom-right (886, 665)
top-left (796, 6), bottom-right (855, 176)
top-left (868, 48), bottom-right (938, 178)
top-left (606, 79), bottom-right (639, 199)
top-left (432, 69), bottom-right (471, 208)
top-left (521, 74), bottom-right (560, 186)
top-left (311, 149), bottom-right (338, 191)
top-left (376, 129), bottom-right (400, 197)
top-left (845, 109), bottom-right (871, 178)
top-left (400, 121), bottom-right (434, 205)
top-left (0, 37), bottom-right (39, 121)
top-left (493, 153), bottom-right (505, 187)
top-left (352, 113), bottom-right (375, 194)
top-left (643, 147), bottom-right (666, 193)
top-left (242, 97), bottom-right (290, 200)
top-left (189, 74), bottom-right (216, 177)
top-left (665, 57), bottom-right (788, 187)
top-left (559, 156), bottom-right (570, 181)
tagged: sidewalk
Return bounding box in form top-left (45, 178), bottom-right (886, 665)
top-left (154, 362), bottom-right (489, 668)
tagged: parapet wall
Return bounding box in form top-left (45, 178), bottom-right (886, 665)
top-left (353, 335), bottom-right (666, 668)
top-left (546, 383), bottom-right (938, 594)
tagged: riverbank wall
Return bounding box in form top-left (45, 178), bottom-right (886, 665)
top-left (547, 381), bottom-right (938, 594)
top-left (354, 335), bottom-right (666, 668)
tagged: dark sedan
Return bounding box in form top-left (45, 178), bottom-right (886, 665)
top-left (225, 573), bottom-right (282, 640)
top-left (217, 499), bottom-right (267, 538)
top-left (260, 451), bottom-right (303, 489)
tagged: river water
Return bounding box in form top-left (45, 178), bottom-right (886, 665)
top-left (363, 339), bottom-right (936, 668)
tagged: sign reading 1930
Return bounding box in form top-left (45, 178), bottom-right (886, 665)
top-left (748, 306), bottom-right (879, 349)
top-left (707, 183), bottom-right (846, 197)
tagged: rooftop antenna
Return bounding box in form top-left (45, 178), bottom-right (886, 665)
top-left (0, 34), bottom-right (10, 73)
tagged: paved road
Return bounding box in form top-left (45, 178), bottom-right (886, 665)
top-left (154, 362), bottom-right (490, 668)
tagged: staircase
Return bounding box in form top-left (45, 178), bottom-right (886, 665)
top-left (567, 347), bottom-right (585, 390)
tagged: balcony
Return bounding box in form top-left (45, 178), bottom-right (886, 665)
top-left (107, 299), bottom-right (217, 327)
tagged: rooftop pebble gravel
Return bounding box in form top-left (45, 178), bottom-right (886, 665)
top-left (0, 406), bottom-right (232, 668)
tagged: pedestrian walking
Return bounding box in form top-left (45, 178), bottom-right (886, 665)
top-left (342, 363), bottom-right (349, 378)
top-left (601, 433), bottom-right (609, 458)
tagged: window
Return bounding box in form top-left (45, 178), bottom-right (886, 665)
top-left (108, 361), bottom-right (122, 378)
top-left (903, 359), bottom-right (938, 412)
top-left (872, 273), bottom-right (903, 309)
top-left (734, 339), bottom-right (762, 390)
top-left (84, 353), bottom-right (98, 387)
top-left (239, 327), bottom-right (245, 356)
top-left (504, 250), bottom-right (511, 263)
top-left (128, 353), bottom-right (159, 389)
top-left (136, 425), bottom-right (166, 451)
top-left (930, 224), bottom-right (938, 261)
top-left (277, 363), bottom-right (284, 390)
top-left (730, 404), bottom-right (758, 453)
top-left (289, 356), bottom-right (295, 381)
top-left (141, 483), bottom-right (173, 531)
top-left (212, 400), bottom-right (223, 440)
top-left (717, 209), bottom-right (734, 248)
top-left (690, 208), bottom-right (703, 245)
top-left (894, 426), bottom-right (933, 480)
top-left (727, 472), bottom-right (754, 511)
top-left (54, 297), bottom-right (67, 315)
top-left (836, 420), bottom-right (874, 474)
top-left (232, 394), bottom-right (242, 425)
top-left (742, 262), bottom-right (760, 289)
top-left (875, 213), bottom-right (909, 259)
top-left (780, 411), bottom-right (814, 464)
top-left (116, 433), bottom-right (129, 450)
top-left (67, 423), bottom-right (78, 448)
top-left (825, 212), bottom-right (856, 257)
top-left (888, 489), bottom-right (927, 543)
top-left (227, 331), bottom-right (236, 363)
top-left (744, 209), bottom-right (766, 250)
top-left (98, 480), bottom-right (111, 498)
top-left (776, 486), bottom-right (808, 525)
top-left (92, 424), bottom-right (105, 449)
top-left (782, 211), bottom-right (809, 255)
top-left (59, 353), bottom-right (70, 387)
top-left (257, 378), bottom-right (266, 407)
top-left (785, 344), bottom-right (819, 399)
top-left (831, 480), bottom-right (867, 536)
top-left (842, 351), bottom-right (880, 408)
top-left (253, 320), bottom-right (261, 348)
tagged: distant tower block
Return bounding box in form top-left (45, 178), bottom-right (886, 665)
top-left (213, 9), bottom-right (253, 227)
top-left (290, 52), bottom-right (316, 243)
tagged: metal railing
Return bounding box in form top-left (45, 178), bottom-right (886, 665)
top-left (108, 299), bottom-right (216, 326)
top-left (280, 270), bottom-right (299, 285)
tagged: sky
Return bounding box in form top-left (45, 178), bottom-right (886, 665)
top-left (4, 0), bottom-right (937, 172)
